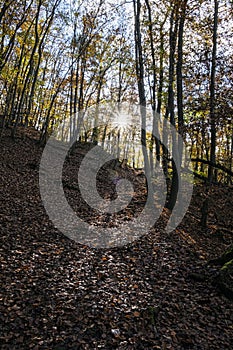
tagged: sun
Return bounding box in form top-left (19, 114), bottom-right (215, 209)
top-left (112, 110), bottom-right (131, 128)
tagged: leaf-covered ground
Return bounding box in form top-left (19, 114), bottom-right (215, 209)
top-left (0, 128), bottom-right (233, 349)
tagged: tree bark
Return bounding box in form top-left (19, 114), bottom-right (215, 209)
top-left (133, 0), bottom-right (152, 200)
top-left (165, 3), bottom-right (179, 211)
top-left (201, 0), bottom-right (219, 227)
top-left (208, 0), bottom-right (219, 183)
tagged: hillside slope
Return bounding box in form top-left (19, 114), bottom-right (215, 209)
top-left (0, 129), bottom-right (233, 349)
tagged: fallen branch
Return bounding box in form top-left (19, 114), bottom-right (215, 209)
top-left (191, 158), bottom-right (233, 177)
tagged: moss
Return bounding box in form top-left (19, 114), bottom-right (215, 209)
top-left (221, 259), bottom-right (233, 271)
top-left (216, 257), bottom-right (233, 300)
top-left (148, 306), bottom-right (156, 326)
top-left (224, 245), bottom-right (233, 255)
top-left (209, 244), bottom-right (233, 266)
top-left (142, 306), bottom-right (160, 326)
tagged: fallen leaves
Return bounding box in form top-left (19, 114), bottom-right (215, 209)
top-left (0, 132), bottom-right (233, 349)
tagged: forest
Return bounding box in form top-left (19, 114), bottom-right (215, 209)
top-left (0, 0), bottom-right (233, 348)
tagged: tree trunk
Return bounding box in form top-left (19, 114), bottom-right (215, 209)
top-left (133, 0), bottom-right (152, 200)
top-left (165, 4), bottom-right (179, 211)
top-left (209, 244), bottom-right (233, 300)
top-left (144, 0), bottom-right (160, 172)
top-left (208, 0), bottom-right (218, 183)
top-left (11, 0), bottom-right (43, 139)
top-left (201, 0), bottom-right (219, 227)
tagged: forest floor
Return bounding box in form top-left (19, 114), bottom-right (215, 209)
top-left (0, 127), bottom-right (233, 349)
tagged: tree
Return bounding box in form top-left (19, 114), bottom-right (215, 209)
top-left (164, 0), bottom-right (179, 211)
top-left (208, 0), bottom-right (219, 183)
top-left (133, 0), bottom-right (152, 200)
top-left (201, 0), bottom-right (219, 228)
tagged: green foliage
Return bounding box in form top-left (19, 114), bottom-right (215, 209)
top-left (221, 259), bottom-right (233, 271)
top-left (0, 0), bottom-right (232, 180)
